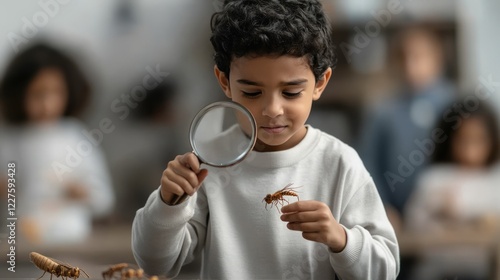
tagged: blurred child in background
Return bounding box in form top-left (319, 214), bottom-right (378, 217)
top-left (0, 43), bottom-right (115, 245)
top-left (405, 99), bottom-right (500, 279)
top-left (358, 24), bottom-right (456, 231)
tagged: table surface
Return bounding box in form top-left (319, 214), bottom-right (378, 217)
top-left (3, 223), bottom-right (499, 279)
top-left (1, 224), bottom-right (200, 279)
top-left (397, 221), bottom-right (500, 280)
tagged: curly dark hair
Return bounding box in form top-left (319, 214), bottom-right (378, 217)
top-left (210, 0), bottom-right (337, 81)
top-left (433, 99), bottom-right (500, 167)
top-left (0, 43), bottom-right (90, 124)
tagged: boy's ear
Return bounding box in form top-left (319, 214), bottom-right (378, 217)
top-left (214, 65), bottom-right (232, 98)
top-left (313, 67), bottom-right (332, 101)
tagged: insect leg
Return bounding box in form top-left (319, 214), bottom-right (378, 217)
top-left (274, 199), bottom-right (280, 208)
top-left (282, 197), bottom-right (289, 205)
top-left (273, 200), bottom-right (281, 214)
top-left (276, 198), bottom-right (283, 207)
top-left (36, 271), bottom-right (46, 280)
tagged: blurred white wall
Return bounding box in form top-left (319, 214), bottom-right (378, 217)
top-left (0, 0), bottom-right (220, 140)
top-left (458, 0), bottom-right (500, 112)
top-left (1, 0), bottom-right (499, 128)
top-left (330, 0), bottom-right (500, 114)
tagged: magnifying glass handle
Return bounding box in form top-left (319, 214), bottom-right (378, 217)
top-left (169, 193), bottom-right (189, 205)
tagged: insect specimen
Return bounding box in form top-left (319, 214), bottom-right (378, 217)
top-left (102, 263), bottom-right (129, 279)
top-left (29, 251), bottom-right (90, 280)
top-left (121, 268), bottom-right (144, 279)
top-left (101, 263), bottom-right (161, 280)
top-left (262, 183), bottom-right (300, 213)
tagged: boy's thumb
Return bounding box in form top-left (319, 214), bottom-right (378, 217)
top-left (197, 169), bottom-right (209, 186)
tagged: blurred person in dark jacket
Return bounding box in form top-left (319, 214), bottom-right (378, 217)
top-left (357, 24), bottom-right (456, 231)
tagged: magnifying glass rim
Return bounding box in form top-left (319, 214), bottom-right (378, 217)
top-left (189, 101), bottom-right (257, 167)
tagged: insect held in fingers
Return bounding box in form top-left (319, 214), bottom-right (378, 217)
top-left (262, 183), bottom-right (300, 213)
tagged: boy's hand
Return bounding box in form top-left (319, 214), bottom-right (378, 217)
top-left (281, 200), bottom-right (347, 253)
top-left (160, 152), bottom-right (208, 204)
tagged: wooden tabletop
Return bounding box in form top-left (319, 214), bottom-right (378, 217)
top-left (397, 221), bottom-right (500, 280)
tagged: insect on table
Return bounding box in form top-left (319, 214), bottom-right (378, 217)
top-left (30, 252), bottom-right (90, 280)
top-left (262, 183), bottom-right (301, 213)
top-left (102, 263), bottom-right (160, 280)
top-left (102, 263), bottom-right (129, 279)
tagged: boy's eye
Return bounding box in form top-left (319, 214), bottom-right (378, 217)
top-left (241, 91), bottom-right (261, 98)
top-left (283, 91), bottom-right (302, 98)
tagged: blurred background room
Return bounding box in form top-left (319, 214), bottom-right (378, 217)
top-left (0, 0), bottom-right (499, 279)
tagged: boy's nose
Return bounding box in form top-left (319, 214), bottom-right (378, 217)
top-left (262, 96), bottom-right (284, 118)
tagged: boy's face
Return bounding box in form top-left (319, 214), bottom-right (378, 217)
top-left (215, 55), bottom-right (331, 152)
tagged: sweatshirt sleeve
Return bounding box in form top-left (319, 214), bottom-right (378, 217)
top-left (131, 187), bottom-right (208, 278)
top-left (329, 179), bottom-right (400, 279)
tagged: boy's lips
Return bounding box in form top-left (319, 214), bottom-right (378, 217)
top-left (261, 125), bottom-right (287, 134)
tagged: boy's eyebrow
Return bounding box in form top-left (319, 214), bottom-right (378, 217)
top-left (236, 79), bottom-right (308, 86)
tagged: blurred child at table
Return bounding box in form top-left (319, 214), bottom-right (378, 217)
top-left (0, 43), bottom-right (115, 245)
top-left (405, 99), bottom-right (500, 279)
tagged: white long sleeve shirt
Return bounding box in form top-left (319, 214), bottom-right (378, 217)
top-left (132, 125), bottom-right (399, 279)
top-left (0, 119), bottom-right (115, 244)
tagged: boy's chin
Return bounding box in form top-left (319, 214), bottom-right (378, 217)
top-left (253, 137), bottom-right (290, 152)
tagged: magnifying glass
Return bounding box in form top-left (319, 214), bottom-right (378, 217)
top-left (169, 101), bottom-right (257, 205)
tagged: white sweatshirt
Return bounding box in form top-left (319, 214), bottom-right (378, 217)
top-left (132, 126), bottom-right (399, 279)
top-left (0, 119), bottom-right (115, 244)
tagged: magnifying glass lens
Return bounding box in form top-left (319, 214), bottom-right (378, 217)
top-left (191, 104), bottom-right (255, 167)
top-left (170, 101), bottom-right (256, 205)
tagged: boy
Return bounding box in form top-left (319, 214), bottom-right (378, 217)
top-left (132, 0), bottom-right (399, 279)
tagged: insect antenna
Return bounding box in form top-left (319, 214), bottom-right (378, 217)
top-left (80, 268), bottom-right (90, 278)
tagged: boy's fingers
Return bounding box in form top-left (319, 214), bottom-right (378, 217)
top-left (281, 200), bottom-right (319, 213)
top-left (197, 169), bottom-right (208, 185)
top-left (181, 152), bottom-right (202, 173)
top-left (159, 153), bottom-right (206, 204)
top-left (164, 171), bottom-right (196, 195)
top-left (171, 162), bottom-right (201, 188)
top-left (280, 211), bottom-right (317, 223)
top-left (286, 222), bottom-right (318, 232)
top-left (161, 178), bottom-right (184, 196)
